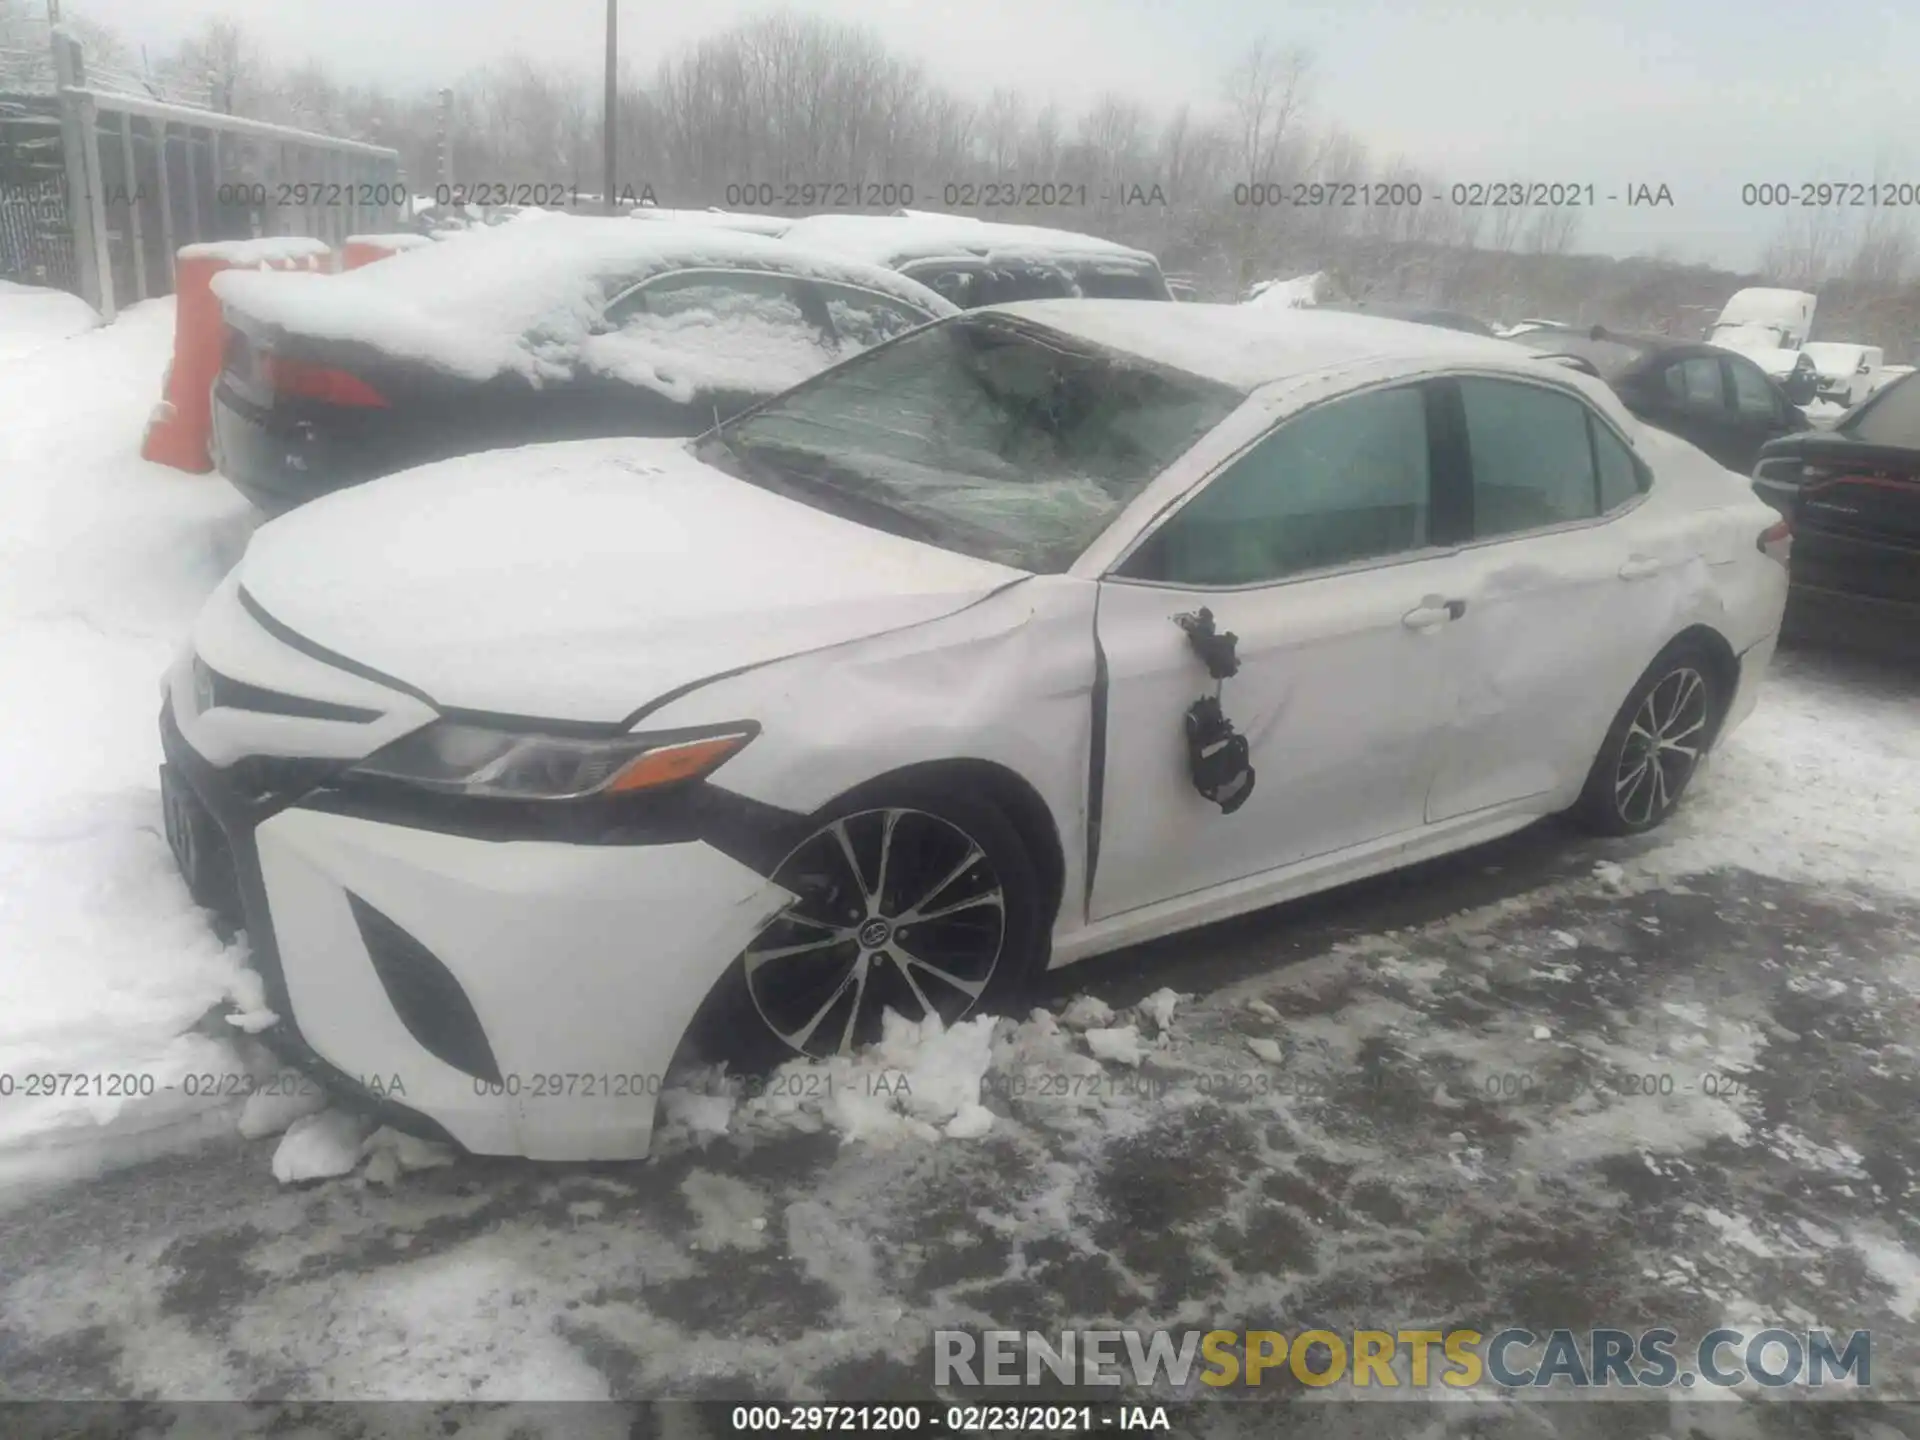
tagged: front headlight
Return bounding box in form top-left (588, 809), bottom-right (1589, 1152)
top-left (349, 720), bottom-right (757, 801)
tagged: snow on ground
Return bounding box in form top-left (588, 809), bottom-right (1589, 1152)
top-left (0, 279), bottom-right (101, 360)
top-left (0, 295), bottom-right (262, 1198)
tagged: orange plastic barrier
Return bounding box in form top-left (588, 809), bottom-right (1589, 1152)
top-left (342, 234), bottom-right (435, 271)
top-left (140, 239), bottom-right (332, 474)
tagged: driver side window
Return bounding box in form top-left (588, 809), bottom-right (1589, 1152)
top-left (1123, 384), bottom-right (1433, 586)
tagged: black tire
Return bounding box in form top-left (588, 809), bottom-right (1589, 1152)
top-left (701, 779), bottom-right (1048, 1073)
top-left (1572, 643), bottom-right (1724, 836)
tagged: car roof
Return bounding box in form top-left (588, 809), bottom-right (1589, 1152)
top-left (781, 212), bottom-right (1162, 272)
top-left (976, 299), bottom-right (1558, 391)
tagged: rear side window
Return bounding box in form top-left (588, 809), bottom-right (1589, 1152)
top-left (590, 269), bottom-right (834, 398)
top-left (1591, 417), bottom-right (1647, 511)
top-left (811, 282), bottom-right (935, 356)
top-left (1126, 384), bottom-right (1431, 586)
top-left (1663, 357), bottom-right (1726, 414)
top-left (1726, 358), bottom-right (1780, 418)
top-left (1074, 267), bottom-right (1170, 300)
top-left (1459, 378), bottom-right (1600, 537)
top-left (899, 262), bottom-right (987, 307)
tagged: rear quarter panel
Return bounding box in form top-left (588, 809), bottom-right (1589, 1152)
top-left (1632, 424), bottom-right (1789, 654)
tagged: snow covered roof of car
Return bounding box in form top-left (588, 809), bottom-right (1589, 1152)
top-left (209, 217), bottom-right (953, 382)
top-left (983, 299), bottom-right (1550, 392)
top-left (629, 207), bottom-right (793, 237)
top-left (780, 212), bottom-right (1161, 272)
top-left (1801, 341), bottom-right (1877, 372)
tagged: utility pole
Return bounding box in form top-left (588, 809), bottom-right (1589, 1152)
top-left (603, 0), bottom-right (618, 214)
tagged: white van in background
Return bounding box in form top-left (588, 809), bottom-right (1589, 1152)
top-left (1708, 287), bottom-right (1817, 352)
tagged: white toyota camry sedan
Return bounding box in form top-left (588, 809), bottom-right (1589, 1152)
top-left (158, 302), bottom-right (1790, 1161)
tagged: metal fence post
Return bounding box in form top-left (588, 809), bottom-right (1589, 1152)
top-left (118, 111), bottom-right (146, 301)
top-left (50, 28), bottom-right (102, 312)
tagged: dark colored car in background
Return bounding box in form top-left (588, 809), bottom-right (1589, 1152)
top-left (1508, 327), bottom-right (1808, 473)
top-left (1753, 371), bottom-right (1920, 654)
top-left (208, 218), bottom-right (954, 514)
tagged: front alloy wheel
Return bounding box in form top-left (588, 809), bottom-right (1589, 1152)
top-left (741, 805), bottom-right (1017, 1060)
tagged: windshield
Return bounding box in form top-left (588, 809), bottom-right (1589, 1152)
top-left (1842, 372), bottom-right (1920, 446)
top-left (704, 314), bottom-right (1244, 572)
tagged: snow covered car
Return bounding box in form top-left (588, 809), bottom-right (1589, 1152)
top-left (158, 303), bottom-right (1788, 1161)
top-left (1753, 368), bottom-right (1920, 653)
top-left (1507, 327), bottom-right (1809, 473)
top-left (207, 217), bottom-right (955, 513)
top-left (780, 212), bottom-right (1172, 308)
top-left (1800, 342), bottom-right (1883, 409)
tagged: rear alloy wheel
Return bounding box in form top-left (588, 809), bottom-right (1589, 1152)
top-left (722, 788), bottom-right (1043, 1067)
top-left (1575, 649), bottom-right (1721, 836)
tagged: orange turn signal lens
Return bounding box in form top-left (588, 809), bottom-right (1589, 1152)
top-left (605, 732), bottom-right (754, 794)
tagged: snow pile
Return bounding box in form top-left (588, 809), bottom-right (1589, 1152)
top-left (266, 1105), bottom-right (458, 1186)
top-left (689, 1011), bottom-right (1001, 1149)
top-left (0, 279), bottom-right (101, 361)
top-left (211, 217), bottom-right (951, 386)
top-left (0, 297), bottom-right (260, 1198)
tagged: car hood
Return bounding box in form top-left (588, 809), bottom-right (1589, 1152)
top-left (236, 437), bottom-right (1027, 723)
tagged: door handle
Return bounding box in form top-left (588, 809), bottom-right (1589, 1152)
top-left (1402, 597), bottom-right (1467, 630)
top-left (1618, 555), bottom-right (1663, 581)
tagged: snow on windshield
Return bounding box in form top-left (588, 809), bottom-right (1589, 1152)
top-left (719, 316), bottom-right (1241, 572)
top-left (208, 217), bottom-right (948, 388)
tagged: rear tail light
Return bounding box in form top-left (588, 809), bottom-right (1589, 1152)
top-left (1758, 518), bottom-right (1792, 566)
top-left (261, 355), bottom-right (390, 408)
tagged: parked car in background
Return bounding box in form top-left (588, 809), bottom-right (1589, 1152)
top-left (1316, 302), bottom-right (1498, 337)
top-left (1508, 327), bottom-right (1808, 472)
top-left (208, 217), bottom-right (954, 513)
top-left (1802, 342), bottom-right (1884, 408)
top-left (1753, 369), bottom-right (1920, 654)
top-left (158, 302), bottom-right (1786, 1161)
top-left (1167, 276), bottom-right (1200, 301)
top-left (780, 212), bottom-right (1172, 307)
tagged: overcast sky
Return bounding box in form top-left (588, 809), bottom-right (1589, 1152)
top-left (67, 0), bottom-right (1920, 269)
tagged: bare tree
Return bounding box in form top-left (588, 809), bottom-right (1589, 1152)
top-left (1223, 38), bottom-right (1313, 182)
